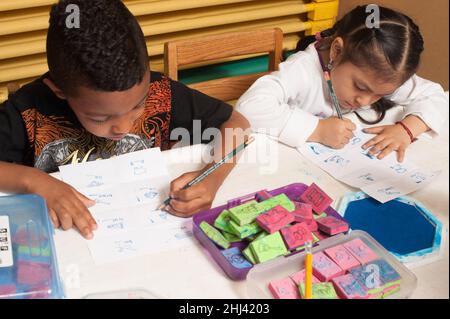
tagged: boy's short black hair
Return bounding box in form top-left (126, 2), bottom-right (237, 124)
top-left (47, 0), bottom-right (149, 96)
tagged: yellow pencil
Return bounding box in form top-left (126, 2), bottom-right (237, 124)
top-left (305, 241), bottom-right (313, 299)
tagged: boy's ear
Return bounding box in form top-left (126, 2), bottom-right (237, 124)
top-left (43, 78), bottom-right (67, 100)
top-left (330, 36), bottom-right (344, 62)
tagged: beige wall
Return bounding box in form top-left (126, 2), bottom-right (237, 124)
top-left (338, 0), bottom-right (449, 90)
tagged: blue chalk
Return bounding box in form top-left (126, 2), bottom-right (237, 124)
top-left (221, 247), bottom-right (253, 269)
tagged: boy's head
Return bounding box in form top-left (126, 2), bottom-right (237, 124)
top-left (45, 0), bottom-right (150, 140)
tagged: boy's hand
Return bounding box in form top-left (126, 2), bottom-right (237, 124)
top-left (311, 117), bottom-right (356, 149)
top-left (166, 170), bottom-right (221, 217)
top-left (362, 124), bottom-right (411, 162)
top-left (28, 173), bottom-right (97, 239)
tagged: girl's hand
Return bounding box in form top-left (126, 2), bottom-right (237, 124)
top-left (310, 117), bottom-right (356, 149)
top-left (166, 170), bottom-right (221, 217)
top-left (362, 124), bottom-right (412, 162)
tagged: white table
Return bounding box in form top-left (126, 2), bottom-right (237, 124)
top-left (53, 122), bottom-right (449, 299)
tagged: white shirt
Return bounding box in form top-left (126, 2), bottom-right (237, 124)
top-left (236, 43), bottom-right (449, 147)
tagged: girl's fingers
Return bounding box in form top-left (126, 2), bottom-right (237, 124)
top-left (363, 135), bottom-right (384, 150)
top-left (397, 147), bottom-right (406, 163)
top-left (363, 126), bottom-right (386, 134)
top-left (377, 145), bottom-right (397, 160)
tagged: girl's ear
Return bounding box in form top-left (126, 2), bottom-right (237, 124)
top-left (43, 78), bottom-right (67, 100)
top-left (330, 36), bottom-right (345, 62)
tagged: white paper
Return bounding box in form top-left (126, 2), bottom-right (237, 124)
top-left (59, 148), bottom-right (193, 265)
top-left (298, 129), bottom-right (440, 203)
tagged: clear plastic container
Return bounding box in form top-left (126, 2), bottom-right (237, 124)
top-left (0, 194), bottom-right (65, 299)
top-left (246, 230), bottom-right (417, 299)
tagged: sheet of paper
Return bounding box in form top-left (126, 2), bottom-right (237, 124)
top-left (59, 148), bottom-right (194, 264)
top-left (298, 129), bottom-right (440, 203)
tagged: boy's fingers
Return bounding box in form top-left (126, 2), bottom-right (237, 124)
top-left (170, 197), bottom-right (209, 215)
top-left (170, 173), bottom-right (195, 193)
top-left (48, 208), bottom-right (60, 228)
top-left (56, 206), bottom-right (73, 231)
top-left (171, 185), bottom-right (204, 201)
top-left (72, 193), bottom-right (98, 230)
top-left (74, 190), bottom-right (96, 208)
top-left (72, 213), bottom-right (94, 240)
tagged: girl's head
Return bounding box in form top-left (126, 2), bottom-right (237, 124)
top-left (299, 5), bottom-right (424, 123)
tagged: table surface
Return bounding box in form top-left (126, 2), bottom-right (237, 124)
top-left (51, 105), bottom-right (449, 299)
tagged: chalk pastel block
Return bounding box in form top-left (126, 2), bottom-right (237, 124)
top-left (214, 210), bottom-right (235, 234)
top-left (382, 284), bottom-right (401, 299)
top-left (242, 246), bottom-right (257, 264)
top-left (249, 232), bottom-right (288, 263)
top-left (331, 274), bottom-right (368, 299)
top-left (255, 190), bottom-right (273, 202)
top-left (229, 200), bottom-right (266, 226)
top-left (295, 232), bottom-right (320, 251)
top-left (268, 277), bottom-right (300, 299)
top-left (0, 285), bottom-right (17, 298)
top-left (229, 220), bottom-right (261, 239)
top-left (221, 231), bottom-right (242, 243)
top-left (312, 251), bottom-right (344, 281)
top-left (12, 227), bottom-right (48, 247)
top-left (324, 245), bottom-right (360, 272)
top-left (17, 261), bottom-right (52, 286)
top-left (280, 222), bottom-right (313, 250)
top-left (370, 259), bottom-right (401, 287)
top-left (349, 265), bottom-right (384, 295)
top-left (316, 216), bottom-right (349, 235)
top-left (343, 238), bottom-right (378, 264)
top-left (0, 267), bottom-right (13, 285)
top-left (299, 282), bottom-right (339, 299)
top-left (299, 183), bottom-right (333, 213)
top-left (291, 202), bottom-right (313, 223)
top-left (313, 212), bottom-right (328, 220)
top-left (305, 219), bottom-right (319, 232)
top-left (221, 247), bottom-right (253, 269)
top-left (255, 205), bottom-right (294, 233)
top-left (312, 231), bottom-right (329, 241)
top-left (17, 244), bottom-right (52, 259)
top-left (257, 194), bottom-right (296, 213)
top-left (289, 269), bottom-right (320, 286)
top-left (199, 221), bottom-right (230, 249)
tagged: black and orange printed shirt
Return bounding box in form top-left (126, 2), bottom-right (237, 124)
top-left (0, 71), bottom-right (232, 173)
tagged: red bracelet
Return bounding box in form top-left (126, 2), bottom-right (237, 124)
top-left (396, 121), bottom-right (417, 143)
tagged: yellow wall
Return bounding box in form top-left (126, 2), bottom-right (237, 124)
top-left (339, 0), bottom-right (449, 90)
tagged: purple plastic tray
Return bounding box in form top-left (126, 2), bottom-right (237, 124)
top-left (192, 183), bottom-right (346, 281)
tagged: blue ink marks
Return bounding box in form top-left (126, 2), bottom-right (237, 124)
top-left (89, 193), bottom-right (113, 205)
top-left (410, 172), bottom-right (427, 184)
top-left (130, 160), bottom-right (147, 176)
top-left (358, 173), bottom-right (375, 182)
top-left (86, 175), bottom-right (104, 187)
top-left (103, 218), bottom-right (125, 230)
top-left (376, 187), bottom-right (401, 196)
top-left (136, 187), bottom-right (158, 202)
top-left (390, 164), bottom-right (407, 174)
top-left (361, 149), bottom-right (376, 159)
top-left (324, 155), bottom-right (350, 167)
top-left (350, 137), bottom-right (362, 145)
top-left (114, 240), bottom-right (136, 253)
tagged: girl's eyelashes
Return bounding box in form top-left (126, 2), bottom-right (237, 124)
top-left (90, 118), bottom-right (109, 124)
top-left (354, 82), bottom-right (367, 92)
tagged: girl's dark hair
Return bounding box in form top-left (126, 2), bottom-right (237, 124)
top-left (297, 5), bottom-right (424, 124)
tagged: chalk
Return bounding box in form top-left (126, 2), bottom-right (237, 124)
top-left (0, 285), bottom-right (17, 298)
top-left (305, 219), bottom-right (319, 232)
top-left (316, 216), bottom-right (349, 235)
top-left (199, 221), bottom-right (230, 249)
top-left (221, 231), bottom-right (242, 243)
top-left (312, 231), bottom-right (329, 241)
top-left (331, 274), bottom-right (368, 299)
top-left (289, 269), bottom-right (320, 286)
top-left (299, 282), bottom-right (339, 299)
top-left (221, 247), bottom-right (253, 269)
top-left (229, 200), bottom-right (265, 226)
top-left (343, 238), bottom-right (378, 264)
top-left (369, 259), bottom-right (401, 288)
top-left (268, 277), bottom-right (300, 299)
top-left (324, 245), bottom-right (360, 272)
top-left (255, 190), bottom-right (273, 202)
top-left (295, 232), bottom-right (320, 251)
top-left (382, 284), bottom-right (401, 298)
top-left (228, 220), bottom-right (262, 239)
top-left (17, 261), bottom-right (52, 286)
top-left (249, 232), bottom-right (288, 263)
top-left (312, 251), bottom-right (344, 281)
top-left (214, 210), bottom-right (235, 234)
top-left (349, 264), bottom-right (384, 296)
top-left (242, 246), bottom-right (257, 265)
top-left (280, 222), bottom-right (313, 250)
top-left (299, 183), bottom-right (333, 213)
top-left (257, 194), bottom-right (296, 212)
top-left (291, 202), bottom-right (313, 223)
top-left (313, 212), bottom-right (328, 220)
top-left (255, 205), bottom-right (294, 233)
top-left (12, 227), bottom-right (48, 247)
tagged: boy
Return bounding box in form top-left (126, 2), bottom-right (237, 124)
top-left (0, 0), bottom-right (250, 239)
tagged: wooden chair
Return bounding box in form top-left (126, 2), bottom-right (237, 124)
top-left (164, 28), bottom-right (284, 103)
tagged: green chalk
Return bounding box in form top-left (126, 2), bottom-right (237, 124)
top-left (254, 232), bottom-right (268, 241)
top-left (313, 212), bottom-right (328, 220)
top-left (214, 210), bottom-right (235, 234)
top-left (299, 282), bottom-right (339, 299)
top-left (199, 221), bottom-right (230, 249)
top-left (229, 200), bottom-right (265, 226)
top-left (243, 246), bottom-right (257, 265)
top-left (228, 220), bottom-right (262, 239)
top-left (257, 194), bottom-right (295, 212)
top-left (249, 231), bottom-right (288, 263)
top-left (17, 245), bottom-right (51, 257)
top-left (295, 233), bottom-right (320, 251)
top-left (382, 285), bottom-right (401, 299)
top-left (221, 230), bottom-right (242, 243)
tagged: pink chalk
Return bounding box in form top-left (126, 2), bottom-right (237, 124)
top-left (0, 285), bottom-right (17, 297)
top-left (313, 231), bottom-right (329, 241)
top-left (324, 245), bottom-right (360, 272)
top-left (305, 219), bottom-right (318, 232)
top-left (268, 277), bottom-right (301, 299)
top-left (290, 269), bottom-right (320, 286)
top-left (280, 222), bottom-right (313, 250)
top-left (343, 238), bottom-right (378, 264)
top-left (17, 261), bottom-right (51, 286)
top-left (331, 274), bottom-right (368, 299)
top-left (299, 183), bottom-right (333, 213)
top-left (25, 285), bottom-right (51, 299)
top-left (312, 251), bottom-right (344, 281)
top-left (316, 216), bottom-right (349, 235)
top-left (255, 205), bottom-right (294, 234)
top-left (291, 202), bottom-right (313, 223)
top-left (255, 190), bottom-right (272, 202)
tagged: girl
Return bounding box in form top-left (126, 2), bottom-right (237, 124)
top-left (236, 5), bottom-right (448, 162)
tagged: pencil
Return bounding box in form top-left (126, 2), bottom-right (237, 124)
top-left (324, 71), bottom-right (343, 120)
top-left (158, 136), bottom-right (255, 210)
top-left (305, 241), bottom-right (313, 299)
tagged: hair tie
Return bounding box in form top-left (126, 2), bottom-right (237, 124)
top-left (315, 32), bottom-right (322, 41)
